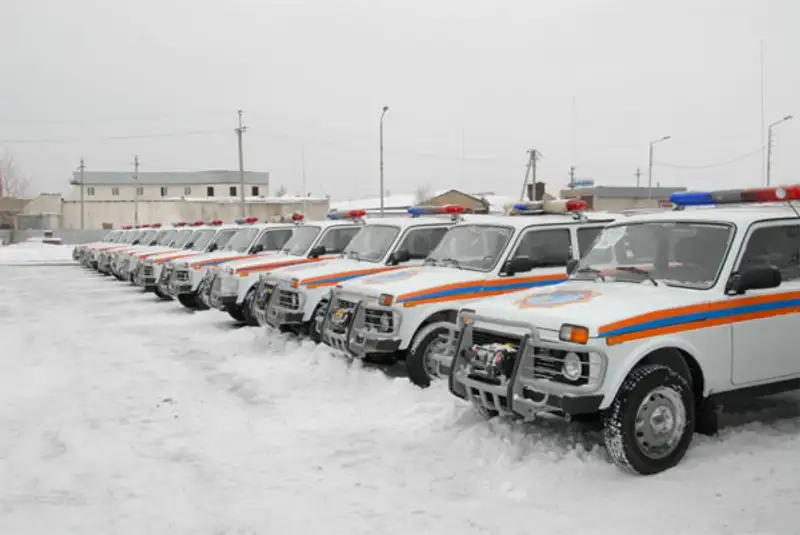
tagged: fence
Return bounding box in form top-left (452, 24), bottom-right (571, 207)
top-left (0, 229), bottom-right (108, 245)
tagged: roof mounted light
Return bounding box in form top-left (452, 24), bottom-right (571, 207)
top-left (191, 220), bottom-right (205, 227)
top-left (670, 185), bottom-right (800, 207)
top-left (407, 204), bottom-right (465, 217)
top-left (327, 209), bottom-right (366, 220)
top-left (291, 213), bottom-right (305, 222)
top-left (174, 221), bottom-right (187, 227)
top-left (208, 219), bottom-right (223, 226)
top-left (152, 223), bottom-right (162, 228)
top-left (507, 199), bottom-right (588, 215)
top-left (245, 216), bottom-right (258, 223)
top-left (141, 224), bottom-right (150, 228)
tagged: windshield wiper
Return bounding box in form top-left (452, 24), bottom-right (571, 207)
top-left (438, 257), bottom-right (462, 269)
top-left (616, 266), bottom-right (659, 286)
top-left (574, 267), bottom-right (605, 281)
top-left (346, 250), bottom-right (361, 260)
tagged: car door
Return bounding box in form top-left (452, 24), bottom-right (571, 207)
top-left (490, 225), bottom-right (574, 294)
top-left (731, 220), bottom-right (800, 385)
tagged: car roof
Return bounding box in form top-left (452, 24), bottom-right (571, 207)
top-left (361, 215), bottom-right (478, 229)
top-left (447, 211), bottom-right (620, 229)
top-left (615, 203), bottom-right (800, 226)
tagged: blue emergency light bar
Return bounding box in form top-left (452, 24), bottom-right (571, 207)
top-left (669, 185), bottom-right (800, 207)
top-left (407, 205), bottom-right (465, 217)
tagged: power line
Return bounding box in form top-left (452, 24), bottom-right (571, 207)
top-left (655, 146), bottom-right (765, 170)
top-left (0, 128), bottom-right (229, 144)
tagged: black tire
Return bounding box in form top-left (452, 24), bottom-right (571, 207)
top-left (307, 302), bottom-right (327, 344)
top-left (227, 305), bottom-right (246, 323)
top-left (603, 364), bottom-right (695, 475)
top-left (405, 322), bottom-right (452, 388)
top-left (154, 287), bottom-right (173, 301)
top-left (241, 287), bottom-right (259, 326)
top-left (178, 294), bottom-right (199, 309)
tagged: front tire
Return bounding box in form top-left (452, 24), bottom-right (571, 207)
top-left (603, 364), bottom-right (695, 475)
top-left (241, 288), bottom-right (259, 326)
top-left (227, 305), bottom-right (246, 323)
top-left (307, 302), bottom-right (327, 344)
top-left (405, 322), bottom-right (453, 388)
top-left (154, 287), bottom-right (173, 301)
top-left (177, 294), bottom-right (199, 309)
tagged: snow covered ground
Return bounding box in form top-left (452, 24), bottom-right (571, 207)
top-left (1, 263), bottom-right (800, 534)
top-left (0, 242), bottom-right (75, 266)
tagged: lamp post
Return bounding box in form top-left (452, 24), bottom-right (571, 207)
top-left (380, 106), bottom-right (389, 217)
top-left (648, 135), bottom-right (671, 200)
top-left (767, 115), bottom-right (793, 186)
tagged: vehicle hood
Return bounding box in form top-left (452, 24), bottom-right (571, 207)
top-left (95, 243), bottom-right (131, 252)
top-left (227, 254), bottom-right (338, 276)
top-left (338, 266), bottom-right (484, 302)
top-left (133, 246), bottom-right (179, 259)
top-left (282, 259), bottom-right (415, 289)
top-left (151, 250), bottom-right (209, 264)
top-left (465, 280), bottom-right (724, 343)
top-left (180, 250), bottom-right (278, 268)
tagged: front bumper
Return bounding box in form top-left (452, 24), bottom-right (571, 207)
top-left (208, 274), bottom-right (239, 310)
top-left (321, 297), bottom-right (402, 357)
top-left (264, 286), bottom-right (305, 328)
top-left (133, 263), bottom-right (157, 288)
top-left (448, 312), bottom-right (606, 418)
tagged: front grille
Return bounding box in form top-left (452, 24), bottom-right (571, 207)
top-left (143, 265), bottom-right (153, 276)
top-left (175, 269), bottom-right (189, 282)
top-left (364, 308), bottom-right (394, 333)
top-left (523, 348), bottom-right (590, 386)
top-left (471, 328), bottom-right (521, 349)
top-left (278, 290), bottom-right (300, 310)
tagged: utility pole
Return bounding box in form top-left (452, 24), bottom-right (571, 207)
top-left (78, 157), bottom-right (86, 229)
top-left (634, 167), bottom-right (642, 188)
top-left (133, 155), bottom-right (139, 226)
top-left (767, 115), bottom-right (793, 186)
top-left (236, 109), bottom-right (248, 217)
top-left (647, 135), bottom-right (671, 200)
top-left (519, 149), bottom-right (541, 201)
top-left (568, 165), bottom-right (576, 187)
top-left (380, 106), bottom-right (389, 217)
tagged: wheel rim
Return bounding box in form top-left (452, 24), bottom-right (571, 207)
top-left (423, 332), bottom-right (450, 379)
top-left (634, 386), bottom-right (687, 460)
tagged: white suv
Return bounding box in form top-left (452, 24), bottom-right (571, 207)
top-left (322, 200), bottom-right (618, 386)
top-left (257, 205), bottom-right (464, 340)
top-left (448, 185), bottom-right (800, 475)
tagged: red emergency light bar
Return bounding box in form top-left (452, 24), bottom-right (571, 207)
top-left (152, 223), bottom-right (162, 228)
top-left (174, 221), bottom-right (186, 227)
top-left (208, 219), bottom-right (223, 226)
top-left (191, 220), bottom-right (205, 226)
top-left (509, 199), bottom-right (588, 214)
top-left (671, 184), bottom-right (800, 206)
top-left (291, 213), bottom-right (305, 222)
top-left (327, 209), bottom-right (366, 220)
top-left (407, 204), bottom-right (465, 216)
top-left (141, 224), bottom-right (150, 228)
top-left (245, 217), bottom-right (258, 223)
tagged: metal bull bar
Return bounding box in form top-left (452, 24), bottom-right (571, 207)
top-left (448, 310), bottom-right (543, 419)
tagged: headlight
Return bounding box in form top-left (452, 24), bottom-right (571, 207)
top-left (562, 352), bottom-right (583, 381)
top-left (220, 276), bottom-right (239, 293)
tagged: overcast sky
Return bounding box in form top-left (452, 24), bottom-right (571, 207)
top-left (1, 0), bottom-right (797, 200)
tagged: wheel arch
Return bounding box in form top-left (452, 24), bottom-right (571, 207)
top-left (624, 345), bottom-right (706, 407)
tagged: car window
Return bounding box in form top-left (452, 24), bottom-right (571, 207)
top-left (577, 227), bottom-right (604, 258)
top-left (739, 224), bottom-right (800, 282)
top-left (427, 225), bottom-right (513, 271)
top-left (319, 227), bottom-right (360, 254)
top-left (254, 229), bottom-right (294, 251)
top-left (512, 228), bottom-right (571, 267)
top-left (396, 226), bottom-right (449, 259)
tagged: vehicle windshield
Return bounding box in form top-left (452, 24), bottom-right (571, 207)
top-left (426, 224), bottom-right (513, 271)
top-left (170, 229), bottom-right (194, 248)
top-left (123, 232), bottom-right (141, 244)
top-left (281, 226), bottom-right (321, 256)
top-left (189, 230), bottom-right (216, 251)
top-left (209, 229), bottom-right (237, 250)
top-left (223, 228), bottom-right (259, 252)
top-left (154, 230), bottom-right (175, 246)
top-left (573, 221), bottom-right (733, 289)
top-left (103, 231), bottom-right (118, 241)
top-left (138, 230), bottom-right (158, 245)
top-left (343, 225), bottom-right (400, 262)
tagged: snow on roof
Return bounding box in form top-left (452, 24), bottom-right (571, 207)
top-left (330, 191), bottom-right (517, 213)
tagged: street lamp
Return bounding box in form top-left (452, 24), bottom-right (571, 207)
top-left (767, 115), bottom-right (793, 185)
top-left (648, 135), bottom-right (671, 200)
top-left (380, 106), bottom-right (389, 218)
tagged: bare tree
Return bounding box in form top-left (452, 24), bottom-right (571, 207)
top-left (414, 185), bottom-right (431, 204)
top-left (275, 184), bottom-right (287, 197)
top-left (0, 154), bottom-right (32, 198)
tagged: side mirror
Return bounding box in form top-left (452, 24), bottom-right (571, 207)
top-left (207, 243), bottom-right (218, 252)
top-left (503, 256), bottom-right (535, 276)
top-left (389, 250), bottom-right (411, 265)
top-left (727, 265), bottom-right (781, 295)
top-left (184, 242), bottom-right (194, 249)
top-left (251, 244), bottom-right (265, 254)
top-left (309, 244), bottom-right (326, 258)
top-left (132, 240), bottom-right (140, 245)
top-left (566, 259), bottom-right (579, 275)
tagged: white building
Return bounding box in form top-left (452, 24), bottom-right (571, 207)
top-left (69, 169), bottom-right (271, 202)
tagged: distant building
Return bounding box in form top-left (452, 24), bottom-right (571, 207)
top-left (331, 189), bottom-right (517, 214)
top-left (69, 170), bottom-right (271, 201)
top-left (559, 185), bottom-right (686, 211)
